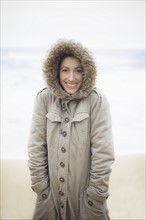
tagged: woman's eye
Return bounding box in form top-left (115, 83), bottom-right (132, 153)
top-left (62, 69), bottom-right (68, 72)
top-left (76, 69), bottom-right (83, 73)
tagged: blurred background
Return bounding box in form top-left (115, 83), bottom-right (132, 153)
top-left (1, 1), bottom-right (145, 219)
top-left (1, 1), bottom-right (145, 159)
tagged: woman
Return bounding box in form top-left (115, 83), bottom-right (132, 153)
top-left (28, 39), bottom-right (115, 220)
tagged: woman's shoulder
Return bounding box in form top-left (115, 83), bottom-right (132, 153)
top-left (90, 87), bottom-right (105, 100)
top-left (36, 87), bottom-right (55, 106)
top-left (37, 87), bottom-right (49, 95)
top-left (37, 87), bottom-right (50, 100)
top-left (89, 88), bottom-right (110, 109)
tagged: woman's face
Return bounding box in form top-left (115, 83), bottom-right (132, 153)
top-left (59, 56), bottom-right (83, 94)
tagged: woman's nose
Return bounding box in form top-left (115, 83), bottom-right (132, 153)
top-left (68, 72), bottom-right (75, 81)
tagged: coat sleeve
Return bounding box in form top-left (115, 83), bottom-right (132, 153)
top-left (87, 90), bottom-right (115, 203)
top-left (27, 91), bottom-right (49, 194)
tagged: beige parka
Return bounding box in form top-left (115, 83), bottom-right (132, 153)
top-left (28, 39), bottom-right (115, 220)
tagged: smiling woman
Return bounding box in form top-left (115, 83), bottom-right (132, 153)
top-left (28, 39), bottom-right (115, 220)
top-left (59, 57), bottom-right (84, 94)
top-left (1, 1), bottom-right (145, 219)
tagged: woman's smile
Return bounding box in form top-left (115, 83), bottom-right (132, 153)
top-left (65, 82), bottom-right (78, 89)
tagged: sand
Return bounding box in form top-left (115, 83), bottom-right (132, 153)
top-left (0, 154), bottom-right (145, 220)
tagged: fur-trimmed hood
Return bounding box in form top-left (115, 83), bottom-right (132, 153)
top-left (43, 39), bottom-right (97, 100)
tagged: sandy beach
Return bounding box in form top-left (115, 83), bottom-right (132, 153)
top-left (0, 154), bottom-right (145, 220)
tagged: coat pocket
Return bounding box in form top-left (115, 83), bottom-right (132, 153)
top-left (72, 113), bottom-right (90, 147)
top-left (33, 186), bottom-right (57, 220)
top-left (46, 112), bottom-right (62, 123)
top-left (79, 191), bottom-right (110, 220)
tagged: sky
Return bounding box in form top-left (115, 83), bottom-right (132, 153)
top-left (1, 1), bottom-right (145, 158)
top-left (1, 0), bottom-right (145, 49)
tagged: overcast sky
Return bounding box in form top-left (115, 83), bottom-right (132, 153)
top-left (1, 1), bottom-right (145, 49)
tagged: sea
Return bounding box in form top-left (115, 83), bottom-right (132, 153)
top-left (1, 47), bottom-right (145, 159)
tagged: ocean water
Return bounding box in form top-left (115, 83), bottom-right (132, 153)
top-left (1, 48), bottom-right (145, 159)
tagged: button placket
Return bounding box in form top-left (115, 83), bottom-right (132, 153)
top-left (58, 103), bottom-right (71, 219)
top-left (58, 143), bottom-right (67, 215)
top-left (58, 159), bottom-right (66, 213)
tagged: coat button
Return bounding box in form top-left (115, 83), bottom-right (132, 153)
top-left (59, 177), bottom-right (65, 183)
top-left (42, 194), bottom-right (47, 199)
top-left (60, 203), bottom-right (64, 208)
top-left (59, 191), bottom-right (64, 196)
top-left (64, 117), bottom-right (70, 123)
top-left (88, 200), bottom-right (93, 206)
top-left (61, 147), bottom-right (66, 153)
top-left (60, 162), bottom-right (65, 167)
top-left (62, 131), bottom-right (67, 137)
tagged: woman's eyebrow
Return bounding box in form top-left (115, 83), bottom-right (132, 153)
top-left (74, 67), bottom-right (82, 69)
top-left (61, 66), bottom-right (82, 69)
top-left (60, 66), bottom-right (69, 68)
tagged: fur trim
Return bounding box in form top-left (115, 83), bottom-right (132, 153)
top-left (43, 39), bottom-right (97, 100)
